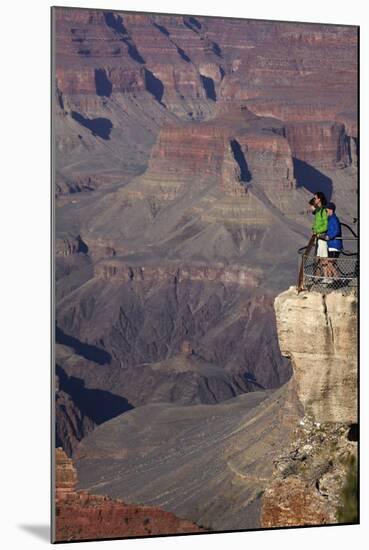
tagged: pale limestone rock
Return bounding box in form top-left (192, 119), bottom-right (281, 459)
top-left (274, 287), bottom-right (357, 423)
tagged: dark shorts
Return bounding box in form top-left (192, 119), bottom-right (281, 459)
top-left (328, 250), bottom-right (341, 258)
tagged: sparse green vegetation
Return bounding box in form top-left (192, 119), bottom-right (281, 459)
top-left (337, 454), bottom-right (358, 523)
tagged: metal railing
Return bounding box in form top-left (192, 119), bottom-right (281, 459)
top-left (298, 223), bottom-right (358, 294)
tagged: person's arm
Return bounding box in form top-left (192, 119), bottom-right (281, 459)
top-left (312, 215), bottom-right (317, 234)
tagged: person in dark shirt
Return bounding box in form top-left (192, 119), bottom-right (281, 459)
top-left (325, 202), bottom-right (343, 258)
top-left (324, 202), bottom-right (343, 280)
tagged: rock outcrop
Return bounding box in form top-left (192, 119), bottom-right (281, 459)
top-left (55, 374), bottom-right (96, 456)
top-left (260, 287), bottom-right (358, 528)
top-left (144, 111), bottom-right (295, 196)
top-left (260, 415), bottom-right (357, 527)
top-left (54, 448), bottom-right (203, 542)
top-left (94, 259), bottom-right (261, 287)
top-left (55, 447), bottom-right (78, 501)
top-left (274, 287), bottom-right (357, 423)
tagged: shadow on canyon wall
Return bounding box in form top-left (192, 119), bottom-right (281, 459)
top-left (95, 68), bottom-right (113, 97)
top-left (56, 325), bottom-right (112, 365)
top-left (56, 365), bottom-right (133, 425)
top-left (230, 139), bottom-right (252, 183)
top-left (293, 158), bottom-right (333, 201)
top-left (71, 111), bottom-right (113, 140)
top-left (144, 69), bottom-right (165, 104)
top-left (200, 75), bottom-right (217, 101)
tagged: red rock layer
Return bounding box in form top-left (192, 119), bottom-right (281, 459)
top-left (148, 124), bottom-right (225, 178)
top-left (285, 121), bottom-right (350, 168)
top-left (54, 8), bottom-right (357, 112)
top-left (260, 476), bottom-right (332, 527)
top-left (146, 114), bottom-right (294, 195)
top-left (55, 447), bottom-right (78, 501)
top-left (236, 132), bottom-right (295, 189)
top-left (54, 9), bottom-right (142, 94)
top-left (54, 448), bottom-right (203, 542)
top-left (54, 7), bottom-right (357, 193)
top-left (245, 100), bottom-right (351, 125)
top-left (56, 66), bottom-right (144, 96)
top-left (54, 9), bottom-right (207, 101)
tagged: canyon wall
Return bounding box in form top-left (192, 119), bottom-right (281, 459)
top-left (54, 8), bottom-right (358, 200)
top-left (53, 8), bottom-right (358, 535)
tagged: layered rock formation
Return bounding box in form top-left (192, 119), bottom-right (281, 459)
top-left (55, 447), bottom-right (78, 501)
top-left (54, 448), bottom-right (203, 542)
top-left (285, 121), bottom-right (351, 168)
top-left (274, 287), bottom-right (357, 423)
top-left (53, 8), bottom-right (358, 301)
top-left (143, 110), bottom-right (295, 197)
top-left (94, 259), bottom-right (261, 286)
top-left (53, 7), bottom-right (358, 536)
top-left (53, 8), bottom-right (357, 200)
top-left (55, 272), bottom-right (291, 399)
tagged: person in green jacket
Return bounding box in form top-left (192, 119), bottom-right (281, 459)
top-left (311, 191), bottom-right (328, 257)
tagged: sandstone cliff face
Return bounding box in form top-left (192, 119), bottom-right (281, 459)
top-left (274, 287), bottom-right (357, 423)
top-left (261, 288), bottom-right (358, 528)
top-left (54, 448), bottom-right (203, 542)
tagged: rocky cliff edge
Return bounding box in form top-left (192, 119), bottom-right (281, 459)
top-left (274, 287), bottom-right (357, 424)
top-left (260, 287), bottom-right (358, 528)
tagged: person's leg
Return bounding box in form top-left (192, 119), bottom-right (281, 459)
top-left (317, 239), bottom-right (329, 280)
top-left (326, 259), bottom-right (334, 278)
top-left (328, 249), bottom-right (340, 278)
top-left (317, 239), bottom-right (328, 258)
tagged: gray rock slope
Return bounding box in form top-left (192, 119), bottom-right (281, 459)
top-left (75, 381), bottom-right (301, 531)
